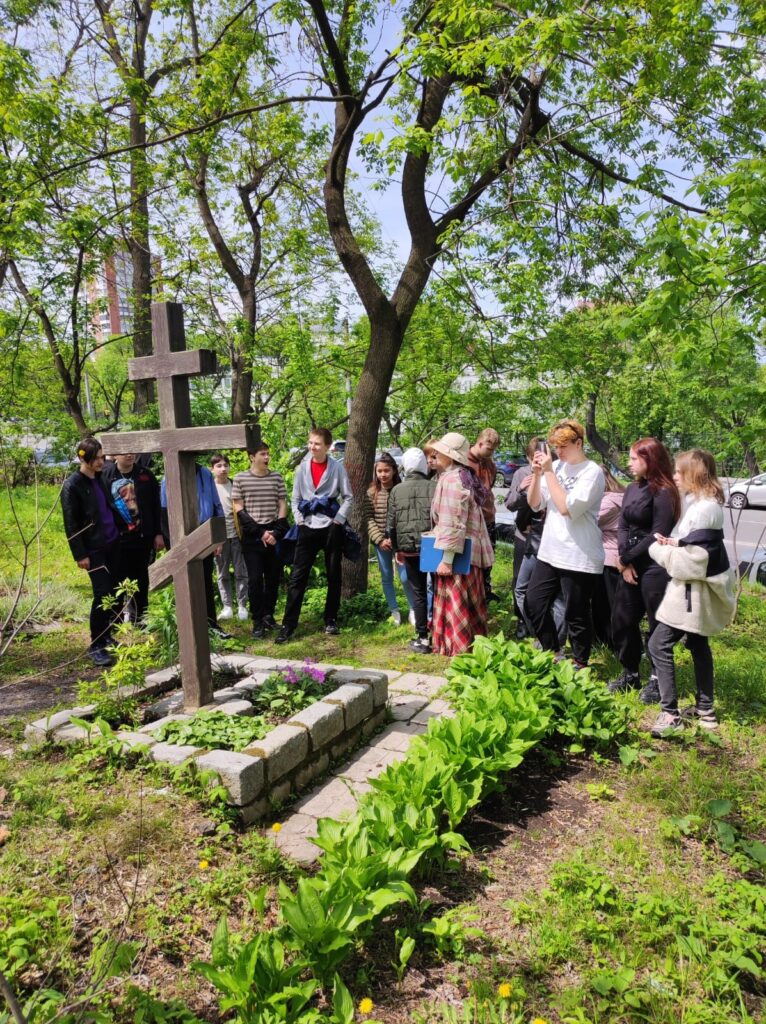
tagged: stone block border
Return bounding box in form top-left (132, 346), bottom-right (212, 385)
top-left (24, 657), bottom-right (391, 823)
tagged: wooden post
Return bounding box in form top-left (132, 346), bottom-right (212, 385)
top-left (101, 302), bottom-right (254, 710)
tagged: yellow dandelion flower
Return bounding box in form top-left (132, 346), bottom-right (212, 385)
top-left (271, 822), bottom-right (282, 833)
top-left (497, 982), bottom-right (512, 999)
top-left (358, 997), bottom-right (374, 1015)
top-left (198, 859), bottom-right (210, 870)
top-left (531, 1018), bottom-right (548, 1024)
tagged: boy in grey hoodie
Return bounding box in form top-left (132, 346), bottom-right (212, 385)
top-left (276, 428), bottom-right (353, 642)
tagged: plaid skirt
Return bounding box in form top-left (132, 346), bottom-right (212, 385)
top-left (432, 564), bottom-right (487, 656)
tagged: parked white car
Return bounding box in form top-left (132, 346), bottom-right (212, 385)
top-left (728, 473), bottom-right (766, 510)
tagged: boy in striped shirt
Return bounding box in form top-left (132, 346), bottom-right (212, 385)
top-left (231, 443), bottom-right (288, 638)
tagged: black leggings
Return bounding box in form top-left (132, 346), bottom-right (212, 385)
top-left (611, 565), bottom-right (669, 673)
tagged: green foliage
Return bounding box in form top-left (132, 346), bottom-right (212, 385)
top-left (411, 1000), bottom-right (518, 1024)
top-left (421, 906), bottom-right (485, 960)
top-left (142, 588), bottom-right (179, 665)
top-left (155, 711), bottom-right (270, 753)
top-left (192, 920), bottom-right (322, 1024)
top-left (337, 589), bottom-right (390, 627)
top-left (447, 635), bottom-right (632, 750)
top-left (120, 987), bottom-right (207, 1024)
top-left (0, 892), bottom-right (71, 982)
top-left (77, 620), bottom-right (158, 726)
top-left (513, 852), bottom-right (766, 1021)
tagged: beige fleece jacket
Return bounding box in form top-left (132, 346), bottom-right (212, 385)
top-left (649, 541), bottom-right (736, 637)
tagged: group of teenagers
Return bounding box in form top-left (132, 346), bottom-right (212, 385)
top-left (367, 421), bottom-right (736, 738)
top-left (61, 421), bottom-right (736, 737)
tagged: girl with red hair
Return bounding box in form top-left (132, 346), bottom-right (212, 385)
top-left (608, 438), bottom-right (680, 701)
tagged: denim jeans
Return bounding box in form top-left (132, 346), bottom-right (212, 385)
top-left (515, 553), bottom-right (567, 647)
top-left (648, 623), bottom-right (714, 714)
top-left (375, 545), bottom-right (415, 614)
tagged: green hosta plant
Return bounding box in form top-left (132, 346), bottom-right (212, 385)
top-left (193, 919), bottom-right (320, 1023)
top-left (155, 711), bottom-right (269, 752)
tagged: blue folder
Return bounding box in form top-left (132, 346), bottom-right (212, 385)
top-left (419, 536), bottom-right (473, 575)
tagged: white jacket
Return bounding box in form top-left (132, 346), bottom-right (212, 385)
top-left (649, 541), bottom-right (735, 637)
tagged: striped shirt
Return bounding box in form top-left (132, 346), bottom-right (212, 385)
top-left (231, 470), bottom-right (287, 523)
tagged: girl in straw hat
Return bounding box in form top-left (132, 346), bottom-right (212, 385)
top-left (428, 432), bottom-right (494, 655)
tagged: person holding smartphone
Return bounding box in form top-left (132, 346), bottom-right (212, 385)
top-left (524, 420), bottom-right (605, 669)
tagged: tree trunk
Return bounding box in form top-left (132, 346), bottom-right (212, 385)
top-left (231, 289), bottom-right (255, 423)
top-left (741, 442), bottom-right (760, 476)
top-left (125, 0), bottom-right (155, 415)
top-left (585, 393), bottom-right (621, 467)
top-left (341, 312), bottom-right (403, 597)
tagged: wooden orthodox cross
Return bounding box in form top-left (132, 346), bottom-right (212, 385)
top-left (101, 302), bottom-right (255, 710)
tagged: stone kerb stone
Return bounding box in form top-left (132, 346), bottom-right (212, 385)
top-left (24, 706), bottom-right (97, 745)
top-left (150, 742), bottom-right (201, 765)
top-left (323, 683), bottom-right (374, 730)
top-left (195, 750), bottom-right (264, 806)
top-left (388, 672), bottom-right (447, 699)
top-left (328, 669), bottom-right (388, 708)
top-left (290, 701), bottom-right (344, 751)
top-left (244, 725), bottom-right (309, 784)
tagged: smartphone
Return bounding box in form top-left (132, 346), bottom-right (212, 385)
top-left (535, 441), bottom-right (548, 454)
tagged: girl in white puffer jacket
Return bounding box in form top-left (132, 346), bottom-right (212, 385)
top-left (646, 450), bottom-right (736, 737)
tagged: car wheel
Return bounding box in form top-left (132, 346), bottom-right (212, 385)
top-left (730, 493), bottom-right (747, 510)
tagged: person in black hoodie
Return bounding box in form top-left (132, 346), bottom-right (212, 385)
top-left (60, 437), bottom-right (125, 666)
top-left (608, 438), bottom-right (680, 702)
top-left (102, 451), bottom-right (164, 622)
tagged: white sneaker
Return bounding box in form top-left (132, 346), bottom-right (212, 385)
top-left (390, 609), bottom-right (402, 626)
top-left (650, 711), bottom-right (683, 738)
top-left (219, 605), bottom-right (233, 620)
top-left (408, 609), bottom-right (416, 627)
top-left (237, 605), bottom-right (249, 621)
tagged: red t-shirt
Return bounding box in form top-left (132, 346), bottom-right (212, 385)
top-left (310, 459), bottom-right (328, 489)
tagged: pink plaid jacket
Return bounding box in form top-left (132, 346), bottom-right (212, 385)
top-left (431, 467), bottom-right (494, 568)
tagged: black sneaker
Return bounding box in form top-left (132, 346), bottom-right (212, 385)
top-left (275, 626), bottom-right (294, 645)
top-left (324, 620), bottom-right (340, 636)
top-left (211, 626), bottom-right (234, 641)
top-left (251, 622), bottom-right (266, 639)
top-left (262, 615), bottom-right (278, 631)
top-left (639, 675), bottom-right (661, 704)
top-left (88, 646), bottom-right (115, 667)
top-left (607, 670), bottom-right (641, 694)
top-left (409, 637), bottom-right (432, 654)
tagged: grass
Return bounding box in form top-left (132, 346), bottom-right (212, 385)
top-left (1, 489), bottom-right (765, 1023)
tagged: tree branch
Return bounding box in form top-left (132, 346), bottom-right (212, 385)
top-left (557, 137), bottom-right (707, 215)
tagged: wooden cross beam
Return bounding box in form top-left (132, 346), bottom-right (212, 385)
top-left (101, 302), bottom-right (256, 710)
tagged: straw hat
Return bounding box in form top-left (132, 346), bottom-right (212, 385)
top-left (429, 432), bottom-right (472, 467)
